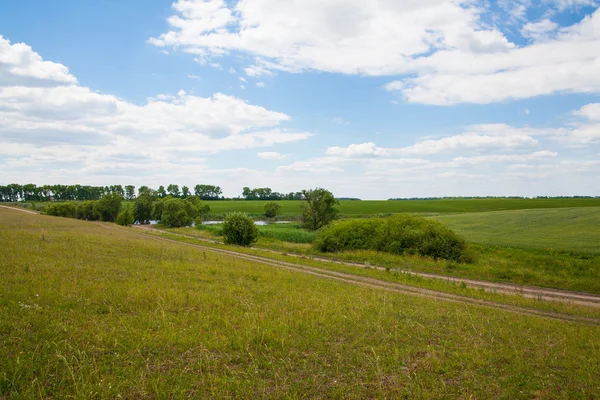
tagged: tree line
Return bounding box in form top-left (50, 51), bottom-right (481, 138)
top-left (0, 183), bottom-right (308, 202)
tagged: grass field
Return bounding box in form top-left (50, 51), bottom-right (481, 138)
top-left (2, 208), bottom-right (600, 398)
top-left (433, 207), bottom-right (600, 254)
top-left (201, 198), bottom-right (600, 216)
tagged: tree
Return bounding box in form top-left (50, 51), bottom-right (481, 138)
top-left (116, 207), bottom-right (134, 226)
top-left (138, 186), bottom-right (154, 197)
top-left (222, 212), bottom-right (258, 246)
top-left (264, 201), bottom-right (281, 218)
top-left (194, 184), bottom-right (223, 200)
top-left (124, 185), bottom-right (136, 200)
top-left (167, 184), bottom-right (181, 198)
top-left (133, 194), bottom-right (155, 223)
top-left (93, 193), bottom-right (123, 222)
top-left (181, 186), bottom-right (191, 198)
top-left (160, 198), bottom-right (193, 227)
top-left (300, 188), bottom-right (339, 230)
top-left (157, 186), bottom-right (167, 198)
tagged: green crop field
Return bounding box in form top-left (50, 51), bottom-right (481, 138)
top-left (433, 207), bottom-right (600, 253)
top-left (202, 198), bottom-right (600, 216)
top-left (2, 208), bottom-right (600, 398)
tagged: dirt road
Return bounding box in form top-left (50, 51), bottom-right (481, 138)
top-left (132, 224), bottom-right (600, 308)
top-left (127, 225), bottom-right (600, 325)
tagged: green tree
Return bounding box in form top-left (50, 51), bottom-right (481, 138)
top-left (93, 193), bottom-right (123, 222)
top-left (157, 186), bottom-right (167, 198)
top-left (181, 186), bottom-right (191, 198)
top-left (116, 207), bottom-right (134, 226)
top-left (133, 194), bottom-right (155, 223)
top-left (161, 198), bottom-right (193, 227)
top-left (167, 184), bottom-right (181, 198)
top-left (124, 185), bottom-right (136, 200)
top-left (300, 188), bottom-right (339, 230)
top-left (264, 201), bottom-right (281, 218)
top-left (222, 212), bottom-right (258, 246)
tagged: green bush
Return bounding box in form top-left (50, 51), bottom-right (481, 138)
top-left (222, 212), bottom-right (258, 246)
top-left (315, 214), bottom-right (469, 262)
top-left (116, 207), bottom-right (134, 226)
top-left (76, 201), bottom-right (100, 221)
top-left (44, 202), bottom-right (78, 218)
top-left (264, 202), bottom-right (281, 218)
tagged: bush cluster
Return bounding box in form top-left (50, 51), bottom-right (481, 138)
top-left (44, 194), bottom-right (123, 222)
top-left (149, 196), bottom-right (210, 227)
top-left (314, 214), bottom-right (470, 262)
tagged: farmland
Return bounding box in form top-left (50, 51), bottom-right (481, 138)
top-left (194, 197), bottom-right (600, 217)
top-left (433, 207), bottom-right (600, 253)
top-left (1, 207), bottom-right (600, 398)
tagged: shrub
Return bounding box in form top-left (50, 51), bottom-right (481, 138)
top-left (116, 207), bottom-right (134, 226)
top-left (222, 212), bottom-right (258, 246)
top-left (76, 201), bottom-right (100, 221)
top-left (264, 202), bottom-right (281, 218)
top-left (45, 202), bottom-right (78, 218)
top-left (315, 214), bottom-right (469, 262)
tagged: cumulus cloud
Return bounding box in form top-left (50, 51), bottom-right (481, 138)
top-left (0, 36), bottom-right (313, 184)
top-left (151, 1), bottom-right (600, 105)
top-left (0, 35), bottom-right (77, 86)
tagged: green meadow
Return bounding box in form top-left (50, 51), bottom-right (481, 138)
top-left (197, 197), bottom-right (600, 216)
top-left (1, 208), bottom-right (600, 398)
top-left (433, 207), bottom-right (600, 253)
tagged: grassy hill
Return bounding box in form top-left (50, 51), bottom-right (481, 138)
top-left (1, 208), bottom-right (600, 397)
top-left (433, 207), bottom-right (600, 254)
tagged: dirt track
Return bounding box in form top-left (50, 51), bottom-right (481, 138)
top-left (126, 225), bottom-right (600, 325)
top-left (131, 224), bottom-right (600, 308)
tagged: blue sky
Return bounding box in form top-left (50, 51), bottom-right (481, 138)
top-left (0, 0), bottom-right (599, 199)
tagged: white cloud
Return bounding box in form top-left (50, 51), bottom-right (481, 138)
top-left (521, 19), bottom-right (559, 41)
top-left (150, 0), bottom-right (512, 76)
top-left (327, 125), bottom-right (543, 157)
top-left (257, 151), bottom-right (290, 160)
top-left (256, 81), bottom-right (265, 88)
top-left (0, 36), bottom-right (314, 185)
top-left (0, 35), bottom-right (77, 86)
top-left (239, 76), bottom-right (247, 82)
top-left (548, 0), bottom-right (597, 11)
top-left (327, 142), bottom-right (389, 157)
top-left (151, 1), bottom-right (600, 105)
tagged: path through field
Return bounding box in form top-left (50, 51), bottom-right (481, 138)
top-left (130, 224), bottom-right (600, 309)
top-left (122, 224), bottom-right (600, 324)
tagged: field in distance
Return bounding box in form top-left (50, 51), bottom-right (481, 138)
top-left (433, 207), bottom-right (600, 254)
top-left (203, 198), bottom-right (600, 216)
top-left (1, 208), bottom-right (600, 398)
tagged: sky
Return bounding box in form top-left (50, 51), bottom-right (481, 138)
top-left (0, 0), bottom-right (599, 199)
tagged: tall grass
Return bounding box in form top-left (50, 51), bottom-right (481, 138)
top-left (1, 208), bottom-right (600, 398)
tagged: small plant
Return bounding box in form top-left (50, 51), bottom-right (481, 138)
top-left (222, 212), bottom-right (258, 246)
top-left (264, 201), bottom-right (281, 218)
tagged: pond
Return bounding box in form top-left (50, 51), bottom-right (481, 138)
top-left (139, 220), bottom-right (294, 226)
